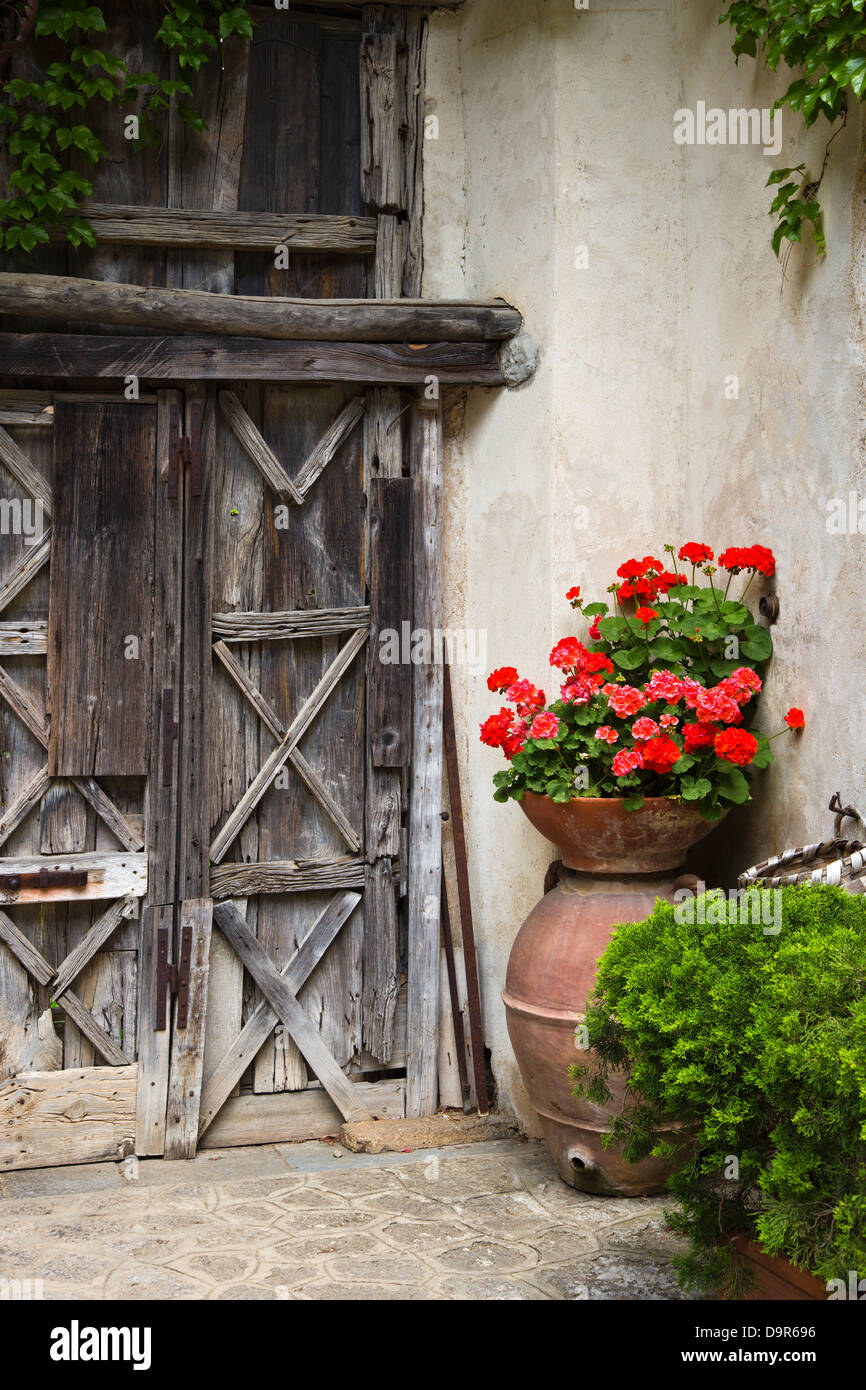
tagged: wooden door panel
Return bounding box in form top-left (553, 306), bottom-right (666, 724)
top-left (47, 401), bottom-right (157, 777)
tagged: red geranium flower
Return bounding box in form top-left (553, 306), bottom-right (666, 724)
top-left (714, 728), bottom-right (758, 766)
top-left (480, 708), bottom-right (513, 748)
top-left (641, 735), bottom-right (682, 774)
top-left (784, 707), bottom-right (805, 729)
top-left (588, 615), bottom-right (602, 641)
top-left (682, 721), bottom-right (717, 753)
top-left (678, 542), bottom-right (714, 565)
top-left (566, 586), bottom-right (581, 602)
top-left (634, 606), bottom-right (659, 625)
top-left (594, 725), bottom-right (619, 745)
top-left (487, 666), bottom-right (519, 693)
top-left (718, 545), bottom-right (776, 576)
top-left (612, 747), bottom-right (644, 777)
top-left (549, 637), bottom-right (584, 670)
top-left (529, 712), bottom-right (561, 741)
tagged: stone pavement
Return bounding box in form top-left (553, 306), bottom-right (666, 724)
top-left (0, 1136), bottom-right (696, 1300)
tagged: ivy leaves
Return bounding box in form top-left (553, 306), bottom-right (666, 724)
top-left (0, 0), bottom-right (256, 253)
top-left (720, 0), bottom-right (866, 256)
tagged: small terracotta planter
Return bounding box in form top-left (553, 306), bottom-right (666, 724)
top-left (728, 1238), bottom-right (827, 1301)
top-left (520, 792), bottom-right (723, 874)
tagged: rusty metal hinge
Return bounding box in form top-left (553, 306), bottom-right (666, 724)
top-left (168, 402), bottom-right (202, 499)
top-left (155, 922), bottom-right (193, 1031)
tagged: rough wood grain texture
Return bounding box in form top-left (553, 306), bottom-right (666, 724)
top-left (369, 477), bottom-right (412, 766)
top-left (0, 533), bottom-right (50, 615)
top-left (167, 33), bottom-right (250, 297)
top-left (214, 640), bottom-right (361, 851)
top-left (51, 896), bottom-right (137, 999)
top-left (213, 606), bottom-right (369, 640)
top-left (47, 402), bottom-right (156, 777)
top-left (211, 857), bottom-right (367, 899)
top-left (38, 779), bottom-right (85, 855)
top-left (218, 390), bottom-right (302, 502)
top-left (206, 382), bottom-right (263, 1100)
top-left (213, 901), bottom-right (371, 1122)
top-left (0, 277), bottom-right (522, 342)
top-left (401, 13), bottom-right (428, 297)
top-left (0, 1064), bottom-right (137, 1171)
top-left (54, 988), bottom-right (130, 1067)
top-left (179, 389), bottom-right (215, 901)
top-left (363, 858), bottom-right (400, 1065)
top-left (0, 907), bottom-right (53, 985)
top-left (0, 940), bottom-right (42, 1083)
top-left (0, 663), bottom-right (45, 745)
top-left (198, 889), bottom-right (361, 1136)
top-left (0, 764), bottom-right (50, 850)
top-left (361, 33), bottom-right (401, 214)
top-left (135, 905), bottom-right (172, 1157)
top-left (164, 898), bottom-right (213, 1159)
top-left (0, 621), bottom-right (46, 654)
top-left (72, 779), bottom-right (144, 852)
top-left (200, 1077), bottom-right (403, 1149)
top-left (0, 336), bottom-right (505, 385)
top-left (293, 395), bottom-right (367, 498)
top-left (406, 405), bottom-right (443, 1117)
top-left (209, 626), bottom-right (368, 862)
top-left (0, 852), bottom-right (147, 905)
top-left (64, 206), bottom-right (377, 253)
top-left (0, 424), bottom-right (53, 513)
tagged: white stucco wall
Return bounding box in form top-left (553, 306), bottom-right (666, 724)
top-left (423, 0), bottom-right (866, 1131)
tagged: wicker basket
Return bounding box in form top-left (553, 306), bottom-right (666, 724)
top-left (737, 794), bottom-right (866, 895)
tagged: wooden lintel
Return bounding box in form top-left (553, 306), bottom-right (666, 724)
top-left (0, 274), bottom-right (521, 342)
top-left (57, 206), bottom-right (378, 254)
top-left (0, 335), bottom-right (504, 386)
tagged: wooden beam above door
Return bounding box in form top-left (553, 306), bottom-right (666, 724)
top-left (0, 335), bottom-right (505, 385)
top-left (0, 274), bottom-right (521, 342)
top-left (52, 206), bottom-right (378, 254)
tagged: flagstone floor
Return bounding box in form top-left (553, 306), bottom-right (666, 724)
top-left (0, 1137), bottom-right (697, 1301)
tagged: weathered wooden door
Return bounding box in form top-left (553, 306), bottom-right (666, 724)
top-left (0, 393), bottom-right (173, 1169)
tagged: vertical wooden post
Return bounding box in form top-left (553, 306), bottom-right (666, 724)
top-left (406, 402), bottom-right (443, 1117)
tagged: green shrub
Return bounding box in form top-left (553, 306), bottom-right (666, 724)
top-left (570, 883), bottom-right (866, 1297)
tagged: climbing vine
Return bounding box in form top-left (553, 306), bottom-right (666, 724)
top-left (0, 0), bottom-right (255, 253)
top-left (720, 0), bottom-right (866, 257)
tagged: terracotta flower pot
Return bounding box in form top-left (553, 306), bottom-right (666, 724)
top-left (503, 796), bottom-right (720, 1195)
top-left (520, 791), bottom-right (721, 874)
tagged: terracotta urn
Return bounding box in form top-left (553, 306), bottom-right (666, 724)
top-left (502, 795), bottom-right (721, 1196)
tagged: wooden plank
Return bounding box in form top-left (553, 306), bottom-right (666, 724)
top-left (72, 779), bottom-right (144, 852)
top-left (0, 424), bottom-right (53, 514)
top-left (370, 477), bottom-right (413, 766)
top-left (0, 764), bottom-right (51, 850)
top-left (178, 389), bottom-right (215, 902)
top-left (53, 990), bottom-right (130, 1067)
top-left (293, 395), bottom-right (367, 498)
top-left (47, 402), bottom-right (156, 777)
top-left (211, 857), bottom-right (367, 899)
top-left (213, 606), bottom-right (369, 640)
top-left (0, 621), bottom-right (46, 655)
top-left (0, 1065), bottom-right (137, 1172)
top-left (0, 907), bottom-right (53, 985)
top-left (199, 889), bottom-right (361, 1137)
top-left (406, 404), bottom-right (443, 1117)
top-left (0, 336), bottom-right (505, 385)
top-left (0, 665), bottom-right (46, 746)
top-left (200, 1078), bottom-right (404, 1150)
top-left (218, 390), bottom-right (302, 502)
top-left (61, 206), bottom-right (378, 253)
top-left (361, 33), bottom-right (402, 214)
top-left (212, 901), bottom-right (371, 1122)
top-left (363, 859), bottom-right (400, 1065)
top-left (0, 276), bottom-right (522, 342)
top-left (51, 896), bottom-right (138, 999)
top-left (214, 641), bottom-right (361, 851)
top-left (135, 905), bottom-right (172, 1157)
top-left (209, 626), bottom-right (368, 862)
top-left (164, 899), bottom-right (213, 1159)
top-left (0, 532), bottom-right (50, 615)
top-left (0, 852), bottom-right (147, 905)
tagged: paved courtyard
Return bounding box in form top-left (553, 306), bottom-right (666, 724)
top-left (0, 1136), bottom-right (695, 1300)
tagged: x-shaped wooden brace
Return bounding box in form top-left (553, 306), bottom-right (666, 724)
top-left (209, 625), bottom-right (368, 863)
top-left (0, 895), bottom-right (138, 1065)
top-left (0, 425), bottom-right (143, 854)
top-left (207, 894), bottom-right (371, 1129)
top-left (218, 392), bottom-right (366, 505)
